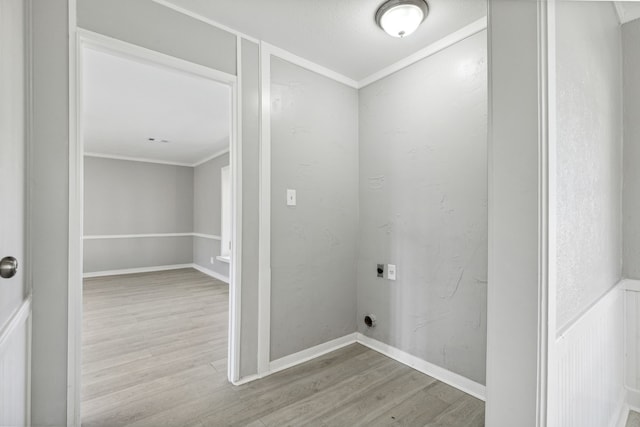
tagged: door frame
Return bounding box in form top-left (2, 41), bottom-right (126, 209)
top-left (67, 28), bottom-right (243, 426)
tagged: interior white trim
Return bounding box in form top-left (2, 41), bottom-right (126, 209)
top-left (83, 232), bottom-right (222, 241)
top-left (358, 17), bottom-right (488, 88)
top-left (240, 330), bottom-right (486, 403)
top-left (191, 263), bottom-right (230, 284)
top-left (0, 297), bottom-right (32, 355)
top-left (627, 388), bottom-right (640, 416)
top-left (216, 255), bottom-right (230, 264)
top-left (150, 0), bottom-right (261, 44)
top-left (68, 8), bottom-right (82, 425)
top-left (85, 149), bottom-right (231, 168)
top-left (84, 232), bottom-right (190, 240)
top-left (261, 41), bottom-right (358, 89)
top-left (257, 41), bottom-right (272, 375)
top-left (192, 233), bottom-right (223, 241)
top-left (83, 263), bottom-right (230, 283)
top-left (612, 396), bottom-right (631, 427)
top-left (231, 373), bottom-right (261, 386)
top-left (538, 2), bottom-right (556, 426)
top-left (228, 35), bottom-right (243, 384)
top-left (84, 152), bottom-right (194, 168)
top-left (192, 148), bottom-right (230, 167)
top-left (76, 28), bottom-right (237, 84)
top-left (269, 333), bottom-right (358, 375)
top-left (556, 281), bottom-right (623, 339)
top-left (356, 333), bottom-right (486, 401)
top-left (614, 2), bottom-right (625, 25)
top-left (83, 264), bottom-right (193, 278)
top-left (621, 278), bottom-right (640, 292)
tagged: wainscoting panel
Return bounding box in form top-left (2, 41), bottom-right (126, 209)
top-left (0, 298), bottom-right (31, 427)
top-left (555, 286), bottom-right (625, 427)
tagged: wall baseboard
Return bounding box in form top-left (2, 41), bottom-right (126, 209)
top-left (269, 333), bottom-right (358, 375)
top-left (239, 331), bottom-right (486, 404)
top-left (356, 333), bottom-right (486, 401)
top-left (83, 264), bottom-right (193, 278)
top-left (191, 263), bottom-right (229, 284)
top-left (83, 263), bottom-right (230, 284)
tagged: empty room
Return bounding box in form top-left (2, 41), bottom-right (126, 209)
top-left (2, 0), bottom-right (640, 427)
top-left (79, 45), bottom-right (236, 424)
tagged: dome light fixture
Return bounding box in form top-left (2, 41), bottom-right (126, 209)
top-left (375, 0), bottom-right (429, 38)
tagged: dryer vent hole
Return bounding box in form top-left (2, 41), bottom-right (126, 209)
top-left (364, 314), bottom-right (376, 328)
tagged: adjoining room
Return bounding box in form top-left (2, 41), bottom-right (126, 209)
top-left (79, 45), bottom-right (235, 424)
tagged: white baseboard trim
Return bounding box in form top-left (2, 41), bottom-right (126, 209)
top-left (612, 393), bottom-right (631, 427)
top-left (627, 387), bottom-right (640, 413)
top-left (83, 264), bottom-right (192, 278)
top-left (242, 331), bottom-right (485, 403)
top-left (191, 263), bottom-right (229, 284)
top-left (356, 333), bottom-right (486, 401)
top-left (231, 373), bottom-right (261, 386)
top-left (269, 333), bottom-right (358, 375)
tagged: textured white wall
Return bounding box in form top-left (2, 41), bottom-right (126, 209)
top-left (553, 3), bottom-right (625, 427)
top-left (555, 1), bottom-right (623, 331)
top-left (357, 31), bottom-right (487, 384)
top-left (623, 18), bottom-right (640, 280)
top-left (270, 57), bottom-right (359, 361)
top-left (83, 157), bottom-right (195, 273)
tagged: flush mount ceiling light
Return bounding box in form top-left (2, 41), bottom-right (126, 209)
top-left (375, 0), bottom-right (429, 38)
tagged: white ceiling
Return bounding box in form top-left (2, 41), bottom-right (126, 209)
top-left (162, 0), bottom-right (487, 81)
top-left (82, 47), bottom-right (231, 166)
top-left (616, 2), bottom-right (640, 24)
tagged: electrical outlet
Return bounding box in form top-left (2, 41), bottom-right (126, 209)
top-left (387, 264), bottom-right (396, 281)
top-left (210, 257), bottom-right (215, 264)
top-left (377, 264), bottom-right (384, 278)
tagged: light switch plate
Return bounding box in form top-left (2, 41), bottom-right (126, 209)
top-left (387, 264), bottom-right (396, 281)
top-left (287, 189), bottom-right (297, 206)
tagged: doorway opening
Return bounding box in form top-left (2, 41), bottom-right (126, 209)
top-left (71, 33), bottom-right (240, 424)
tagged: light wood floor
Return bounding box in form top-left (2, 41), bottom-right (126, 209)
top-left (82, 268), bottom-right (485, 426)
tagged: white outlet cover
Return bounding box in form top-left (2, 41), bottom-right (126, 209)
top-left (287, 189), bottom-right (297, 206)
top-left (210, 257), bottom-right (215, 264)
top-left (387, 264), bottom-right (396, 280)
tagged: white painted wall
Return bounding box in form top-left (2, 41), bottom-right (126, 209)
top-left (485, 1), bottom-right (544, 424)
top-left (622, 14), bottom-right (640, 418)
top-left (270, 57), bottom-right (359, 361)
top-left (357, 31), bottom-right (487, 385)
top-left (555, 0), bottom-right (623, 332)
top-left (29, 1), bottom-right (71, 424)
top-left (239, 38), bottom-right (261, 378)
top-left (77, 0), bottom-right (236, 75)
top-left (0, 0), bottom-right (29, 424)
top-left (553, 2), bottom-right (625, 427)
top-left (83, 157), bottom-right (194, 273)
top-left (623, 18), bottom-right (640, 281)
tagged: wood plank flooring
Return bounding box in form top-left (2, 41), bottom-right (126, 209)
top-left (82, 268), bottom-right (484, 426)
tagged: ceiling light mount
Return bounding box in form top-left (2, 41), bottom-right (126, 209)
top-left (375, 0), bottom-right (429, 38)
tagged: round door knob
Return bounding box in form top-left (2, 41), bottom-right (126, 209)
top-left (0, 256), bottom-right (18, 279)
